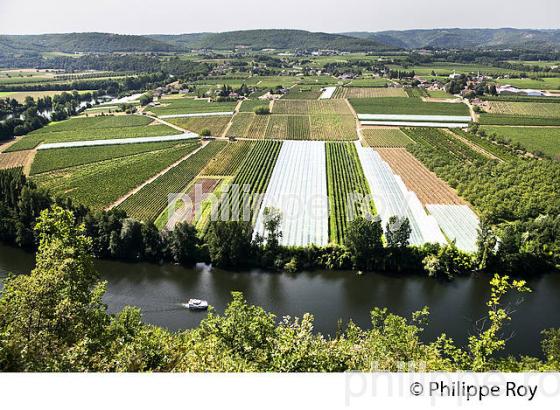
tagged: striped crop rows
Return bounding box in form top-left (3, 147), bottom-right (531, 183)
top-left (326, 142), bottom-right (374, 244)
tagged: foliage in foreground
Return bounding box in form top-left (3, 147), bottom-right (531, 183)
top-left (1, 206), bottom-right (559, 372)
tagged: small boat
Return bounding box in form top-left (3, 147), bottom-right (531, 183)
top-left (182, 298), bottom-right (208, 311)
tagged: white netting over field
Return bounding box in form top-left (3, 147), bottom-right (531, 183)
top-left (426, 204), bottom-right (480, 253)
top-left (354, 141), bottom-right (447, 246)
top-left (254, 141), bottom-right (329, 247)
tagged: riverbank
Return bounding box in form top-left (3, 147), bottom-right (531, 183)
top-left (1, 242), bottom-right (559, 358)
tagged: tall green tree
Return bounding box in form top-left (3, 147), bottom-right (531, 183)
top-left (344, 217), bottom-right (383, 271)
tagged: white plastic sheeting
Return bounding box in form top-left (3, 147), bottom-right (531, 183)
top-left (426, 205), bottom-right (480, 253)
top-left (358, 114), bottom-right (472, 123)
top-left (319, 87), bottom-right (337, 100)
top-left (360, 121), bottom-right (469, 128)
top-left (354, 142), bottom-right (447, 246)
top-left (158, 112), bottom-right (234, 119)
top-left (254, 141), bottom-right (329, 247)
top-left (37, 132), bottom-right (199, 150)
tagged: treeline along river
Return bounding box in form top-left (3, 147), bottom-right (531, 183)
top-left (1, 243), bottom-right (559, 357)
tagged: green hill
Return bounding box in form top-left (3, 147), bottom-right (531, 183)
top-left (152, 29), bottom-right (394, 51)
top-left (0, 33), bottom-right (177, 54)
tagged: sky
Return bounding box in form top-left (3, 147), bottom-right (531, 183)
top-left (1, 0), bottom-right (559, 35)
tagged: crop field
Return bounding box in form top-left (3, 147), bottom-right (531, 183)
top-left (354, 142), bottom-right (447, 246)
top-left (485, 101), bottom-right (560, 117)
top-left (449, 129), bottom-right (516, 161)
top-left (426, 204), bottom-right (480, 253)
top-left (478, 114), bottom-right (560, 126)
top-left (326, 142), bottom-right (373, 244)
top-left (166, 116), bottom-right (231, 136)
top-left (254, 141), bottom-right (329, 247)
top-left (30, 140), bottom-right (186, 175)
top-left (361, 128), bottom-right (414, 147)
top-left (117, 141), bottom-right (227, 222)
top-left (350, 97), bottom-right (471, 116)
top-left (226, 113), bottom-right (255, 137)
top-left (201, 141), bottom-right (255, 176)
top-left (238, 99), bottom-right (270, 112)
top-left (216, 140), bottom-right (282, 222)
top-left (164, 178), bottom-right (222, 229)
top-left (149, 97), bottom-right (238, 116)
top-left (5, 116), bottom-right (179, 152)
top-left (403, 128), bottom-right (486, 163)
top-left (32, 143), bottom-right (199, 211)
top-left (0, 150), bottom-right (33, 170)
top-left (481, 126), bottom-right (560, 159)
top-left (227, 110), bottom-right (357, 141)
top-left (273, 99), bottom-right (353, 115)
top-left (333, 87), bottom-right (406, 99)
top-left (375, 148), bottom-right (464, 205)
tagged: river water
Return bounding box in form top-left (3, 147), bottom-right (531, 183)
top-left (1, 243), bottom-right (559, 357)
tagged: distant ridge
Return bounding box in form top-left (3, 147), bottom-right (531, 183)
top-left (343, 28), bottom-right (560, 50)
top-left (0, 30), bottom-right (394, 54)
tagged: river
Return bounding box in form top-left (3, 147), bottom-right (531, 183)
top-left (1, 243), bottom-right (559, 357)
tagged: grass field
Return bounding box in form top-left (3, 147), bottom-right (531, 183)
top-left (496, 77), bottom-right (560, 90)
top-left (32, 143), bottom-right (200, 210)
top-left (238, 99), bottom-right (270, 112)
top-left (388, 63), bottom-right (529, 76)
top-left (361, 128), bottom-right (414, 147)
top-left (481, 126), bottom-right (560, 159)
top-left (167, 116), bottom-right (231, 136)
top-left (346, 78), bottom-right (391, 87)
top-left (30, 141), bottom-right (187, 175)
top-left (427, 90), bottom-right (452, 98)
top-left (283, 86), bottom-right (323, 100)
top-left (350, 97), bottom-right (470, 116)
top-left (5, 116), bottom-right (180, 152)
top-left (149, 97), bottom-right (237, 116)
top-left (117, 141), bottom-right (227, 222)
top-left (333, 87), bottom-right (406, 98)
top-left (0, 90), bottom-right (94, 103)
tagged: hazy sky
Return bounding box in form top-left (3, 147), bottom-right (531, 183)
top-left (1, 0), bottom-right (559, 35)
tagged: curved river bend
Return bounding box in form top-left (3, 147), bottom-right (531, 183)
top-left (1, 243), bottom-right (559, 357)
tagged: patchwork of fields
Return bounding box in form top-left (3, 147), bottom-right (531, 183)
top-left (9, 74), bottom-right (523, 253)
top-left (226, 100), bottom-right (357, 140)
top-left (32, 142), bottom-right (200, 210)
